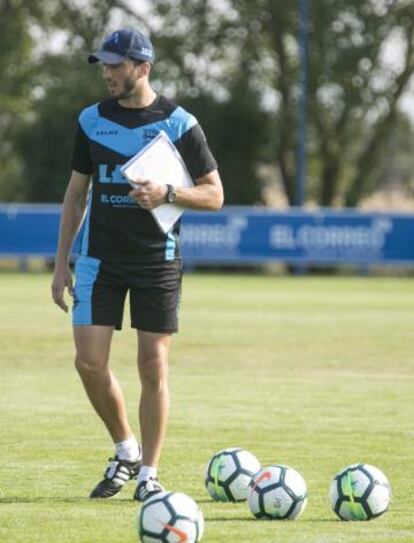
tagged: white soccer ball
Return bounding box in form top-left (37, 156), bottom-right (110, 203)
top-left (247, 465), bottom-right (308, 520)
top-left (205, 447), bottom-right (261, 502)
top-left (137, 491), bottom-right (204, 542)
top-left (329, 463), bottom-right (391, 521)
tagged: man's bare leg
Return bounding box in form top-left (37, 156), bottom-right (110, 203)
top-left (74, 325), bottom-right (141, 498)
top-left (134, 330), bottom-right (171, 502)
top-left (73, 325), bottom-right (134, 442)
top-left (137, 330), bottom-right (171, 467)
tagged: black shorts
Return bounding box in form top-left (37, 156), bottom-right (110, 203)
top-left (73, 256), bottom-right (182, 333)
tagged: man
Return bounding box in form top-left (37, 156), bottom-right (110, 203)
top-left (51, 27), bottom-right (223, 502)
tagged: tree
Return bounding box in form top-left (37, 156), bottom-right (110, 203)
top-left (8, 0), bottom-right (142, 201)
top-left (16, 52), bottom-right (106, 201)
top-left (148, 0), bottom-right (414, 206)
top-left (179, 84), bottom-right (270, 205)
top-left (0, 0), bottom-right (43, 200)
top-left (3, 0), bottom-right (414, 206)
top-left (308, 0), bottom-right (414, 206)
top-left (8, 0), bottom-right (272, 204)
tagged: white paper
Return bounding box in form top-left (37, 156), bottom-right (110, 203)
top-left (120, 131), bottom-right (194, 233)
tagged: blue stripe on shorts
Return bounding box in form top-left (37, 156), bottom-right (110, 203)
top-left (72, 256), bottom-right (101, 325)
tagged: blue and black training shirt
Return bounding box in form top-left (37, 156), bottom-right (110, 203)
top-left (71, 95), bottom-right (217, 262)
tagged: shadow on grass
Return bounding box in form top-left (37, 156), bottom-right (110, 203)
top-left (0, 496), bottom-right (135, 506)
top-left (206, 515), bottom-right (336, 523)
top-left (0, 496), bottom-right (337, 524)
top-left (205, 516), bottom-right (254, 522)
top-left (194, 499), bottom-right (229, 504)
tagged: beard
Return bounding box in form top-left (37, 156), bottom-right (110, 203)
top-left (107, 74), bottom-right (137, 100)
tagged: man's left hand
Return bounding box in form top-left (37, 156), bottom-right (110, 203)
top-left (129, 180), bottom-right (168, 209)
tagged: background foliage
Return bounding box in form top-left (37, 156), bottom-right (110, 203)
top-left (1, 0), bottom-right (414, 206)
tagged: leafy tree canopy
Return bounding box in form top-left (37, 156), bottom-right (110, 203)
top-left (1, 0), bottom-right (414, 206)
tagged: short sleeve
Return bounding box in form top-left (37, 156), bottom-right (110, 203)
top-left (71, 123), bottom-right (93, 175)
top-left (174, 123), bottom-right (218, 181)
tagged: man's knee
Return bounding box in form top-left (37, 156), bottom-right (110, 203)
top-left (139, 354), bottom-right (168, 389)
top-left (73, 326), bottom-right (113, 380)
top-left (75, 353), bottom-right (108, 381)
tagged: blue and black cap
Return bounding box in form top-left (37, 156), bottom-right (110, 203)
top-left (88, 27), bottom-right (154, 64)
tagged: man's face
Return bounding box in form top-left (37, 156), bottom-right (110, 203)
top-left (102, 60), bottom-right (143, 100)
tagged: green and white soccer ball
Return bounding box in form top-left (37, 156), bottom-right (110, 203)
top-left (329, 463), bottom-right (391, 521)
top-left (137, 491), bottom-right (204, 542)
top-left (247, 465), bottom-right (308, 520)
top-left (205, 447), bottom-right (261, 502)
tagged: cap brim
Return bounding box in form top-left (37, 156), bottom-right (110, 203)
top-left (87, 51), bottom-right (127, 64)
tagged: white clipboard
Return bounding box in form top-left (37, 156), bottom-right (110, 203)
top-left (120, 131), bottom-right (194, 233)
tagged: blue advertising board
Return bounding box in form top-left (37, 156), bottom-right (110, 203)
top-left (0, 204), bottom-right (413, 267)
top-left (180, 208), bottom-right (414, 266)
top-left (0, 204), bottom-right (61, 257)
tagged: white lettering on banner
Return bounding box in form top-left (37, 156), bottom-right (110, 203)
top-left (297, 226), bottom-right (380, 249)
top-left (269, 225), bottom-right (296, 249)
top-left (182, 217), bottom-right (247, 249)
top-left (269, 218), bottom-right (393, 255)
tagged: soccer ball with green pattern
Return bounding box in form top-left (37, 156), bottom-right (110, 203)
top-left (329, 463), bottom-right (391, 521)
top-left (205, 447), bottom-right (261, 502)
top-left (247, 464), bottom-right (308, 520)
top-left (138, 491), bottom-right (204, 542)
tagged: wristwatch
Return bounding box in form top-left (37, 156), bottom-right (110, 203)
top-left (165, 184), bottom-right (177, 203)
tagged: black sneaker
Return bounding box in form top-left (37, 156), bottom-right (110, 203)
top-left (133, 477), bottom-right (165, 502)
top-left (89, 456), bottom-right (141, 499)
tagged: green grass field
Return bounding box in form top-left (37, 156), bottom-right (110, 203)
top-left (0, 272), bottom-right (413, 543)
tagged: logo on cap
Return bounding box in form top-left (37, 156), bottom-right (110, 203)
top-left (105, 32), bottom-right (119, 45)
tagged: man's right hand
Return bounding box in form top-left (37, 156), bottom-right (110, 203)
top-left (51, 266), bottom-right (74, 313)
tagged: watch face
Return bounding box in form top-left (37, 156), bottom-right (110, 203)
top-left (167, 185), bottom-right (176, 203)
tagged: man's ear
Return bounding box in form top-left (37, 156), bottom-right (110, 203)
top-left (137, 62), bottom-right (151, 77)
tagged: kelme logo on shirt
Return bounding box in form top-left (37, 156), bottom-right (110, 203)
top-left (96, 129), bottom-right (118, 136)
